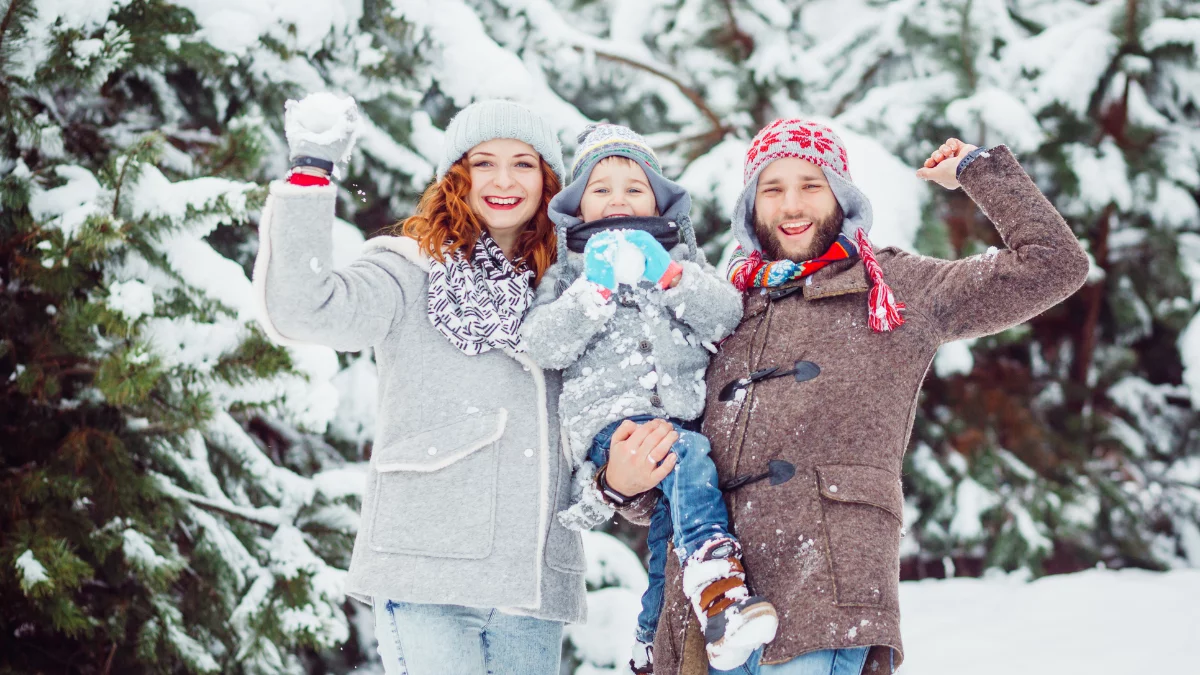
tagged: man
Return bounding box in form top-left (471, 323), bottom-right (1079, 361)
top-left (598, 121), bottom-right (1089, 674)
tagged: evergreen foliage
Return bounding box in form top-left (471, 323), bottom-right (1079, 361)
top-left (2, 1), bottom-right (1197, 673)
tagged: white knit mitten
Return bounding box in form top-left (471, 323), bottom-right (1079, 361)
top-left (283, 92), bottom-right (361, 177)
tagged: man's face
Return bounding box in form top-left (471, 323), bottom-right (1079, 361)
top-left (752, 157), bottom-right (843, 262)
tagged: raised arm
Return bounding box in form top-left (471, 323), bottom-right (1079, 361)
top-left (254, 181), bottom-right (412, 351)
top-left (898, 141), bottom-right (1089, 343)
top-left (252, 93), bottom-right (413, 351)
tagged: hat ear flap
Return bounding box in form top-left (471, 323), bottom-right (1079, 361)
top-left (821, 166), bottom-right (873, 240)
top-left (730, 173), bottom-right (764, 253)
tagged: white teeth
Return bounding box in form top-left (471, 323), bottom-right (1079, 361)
top-left (486, 197), bottom-right (519, 205)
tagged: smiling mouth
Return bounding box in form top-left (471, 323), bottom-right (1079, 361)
top-left (779, 221), bottom-right (813, 237)
top-left (484, 196), bottom-right (523, 210)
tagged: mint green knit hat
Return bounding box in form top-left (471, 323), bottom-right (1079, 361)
top-left (437, 99), bottom-right (566, 183)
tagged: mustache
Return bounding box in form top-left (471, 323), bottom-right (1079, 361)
top-left (768, 214), bottom-right (816, 228)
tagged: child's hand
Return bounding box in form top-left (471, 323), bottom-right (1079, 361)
top-left (583, 231), bottom-right (620, 294)
top-left (623, 230), bottom-right (682, 289)
top-left (916, 138), bottom-right (978, 190)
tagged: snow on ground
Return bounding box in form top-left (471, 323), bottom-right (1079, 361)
top-left (898, 568), bottom-right (1199, 674)
top-left (568, 562), bottom-right (1199, 674)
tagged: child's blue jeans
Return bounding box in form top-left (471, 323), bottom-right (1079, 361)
top-left (588, 414), bottom-right (733, 644)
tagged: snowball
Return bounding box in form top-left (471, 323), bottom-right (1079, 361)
top-left (283, 92), bottom-right (360, 163)
top-left (612, 238), bottom-right (646, 285)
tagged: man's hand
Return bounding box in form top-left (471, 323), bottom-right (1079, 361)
top-left (916, 138), bottom-right (979, 190)
top-left (603, 418), bottom-right (679, 497)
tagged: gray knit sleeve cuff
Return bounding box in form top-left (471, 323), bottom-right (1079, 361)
top-left (956, 146), bottom-right (994, 179)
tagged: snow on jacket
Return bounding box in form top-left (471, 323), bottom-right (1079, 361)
top-left (614, 147), bottom-right (1091, 674)
top-left (522, 243), bottom-right (742, 468)
top-left (252, 180), bottom-right (586, 623)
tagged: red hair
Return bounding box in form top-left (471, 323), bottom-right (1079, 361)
top-left (396, 157), bottom-right (561, 284)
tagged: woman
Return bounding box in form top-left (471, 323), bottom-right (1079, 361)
top-left (252, 95), bottom-right (585, 674)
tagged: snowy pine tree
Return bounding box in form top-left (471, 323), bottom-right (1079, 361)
top-left (0, 1), bottom-right (427, 671)
top-left (4, 1), bottom-right (1198, 673)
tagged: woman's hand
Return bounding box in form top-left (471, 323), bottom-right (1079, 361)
top-left (603, 418), bottom-right (679, 497)
top-left (284, 92), bottom-right (361, 175)
top-left (916, 137), bottom-right (978, 190)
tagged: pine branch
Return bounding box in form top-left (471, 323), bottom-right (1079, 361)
top-left (101, 641), bottom-right (117, 675)
top-left (111, 157), bottom-right (133, 219)
top-left (576, 46), bottom-right (727, 134)
top-left (832, 54), bottom-right (890, 117)
top-left (718, 0), bottom-right (755, 58)
top-left (1069, 205), bottom-right (1113, 408)
top-left (513, 1), bottom-right (727, 135)
top-left (0, 0), bottom-right (23, 63)
top-left (161, 482), bottom-right (282, 529)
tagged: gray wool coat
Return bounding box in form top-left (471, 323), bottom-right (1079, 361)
top-left (252, 180), bottom-right (586, 623)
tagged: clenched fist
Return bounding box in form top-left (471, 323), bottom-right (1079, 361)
top-left (916, 137), bottom-right (979, 190)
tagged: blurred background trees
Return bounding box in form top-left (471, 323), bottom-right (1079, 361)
top-left (2, 0), bottom-right (1197, 672)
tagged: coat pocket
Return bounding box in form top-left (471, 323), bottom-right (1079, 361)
top-left (815, 463), bottom-right (903, 609)
top-left (545, 455), bottom-right (587, 574)
top-left (368, 410), bottom-right (507, 559)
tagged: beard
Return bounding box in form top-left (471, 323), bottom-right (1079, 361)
top-left (753, 201), bottom-right (845, 262)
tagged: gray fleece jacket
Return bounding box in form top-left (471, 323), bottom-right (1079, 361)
top-left (520, 180), bottom-right (743, 529)
top-left (253, 180), bottom-right (586, 623)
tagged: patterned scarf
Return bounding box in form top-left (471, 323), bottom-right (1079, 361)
top-left (725, 230), bottom-right (906, 332)
top-left (426, 232), bottom-right (535, 355)
top-left (727, 233), bottom-right (857, 291)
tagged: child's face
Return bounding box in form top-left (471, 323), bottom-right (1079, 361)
top-left (579, 157), bottom-right (659, 222)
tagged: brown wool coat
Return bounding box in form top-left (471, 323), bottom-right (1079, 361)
top-left (618, 147), bottom-right (1090, 675)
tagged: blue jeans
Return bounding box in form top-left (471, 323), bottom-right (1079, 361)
top-left (372, 599), bottom-right (563, 675)
top-left (589, 414), bottom-right (733, 644)
top-left (710, 646), bottom-right (872, 675)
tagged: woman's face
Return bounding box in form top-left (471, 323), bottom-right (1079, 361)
top-left (466, 138), bottom-right (544, 239)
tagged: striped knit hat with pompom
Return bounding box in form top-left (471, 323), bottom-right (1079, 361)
top-left (547, 122), bottom-right (700, 272)
top-left (729, 118), bottom-right (904, 332)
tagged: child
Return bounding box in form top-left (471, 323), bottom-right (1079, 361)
top-left (521, 124), bottom-right (778, 673)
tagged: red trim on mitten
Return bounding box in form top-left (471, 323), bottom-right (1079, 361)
top-left (658, 261), bottom-right (684, 290)
top-left (287, 172), bottom-right (331, 187)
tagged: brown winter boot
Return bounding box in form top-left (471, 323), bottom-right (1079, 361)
top-left (681, 538), bottom-right (778, 671)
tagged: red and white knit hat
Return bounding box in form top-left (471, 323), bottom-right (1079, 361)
top-left (731, 118), bottom-right (903, 331)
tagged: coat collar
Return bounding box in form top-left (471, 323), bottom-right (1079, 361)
top-left (744, 258), bottom-right (868, 317)
top-left (361, 235), bottom-right (432, 272)
top-left (802, 257), bottom-right (869, 300)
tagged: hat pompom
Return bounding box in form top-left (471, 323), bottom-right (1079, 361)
top-left (577, 123), bottom-right (604, 144)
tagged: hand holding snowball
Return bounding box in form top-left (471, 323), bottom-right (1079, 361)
top-left (622, 230), bottom-right (682, 289)
top-left (583, 231), bottom-right (621, 293)
top-left (283, 92), bottom-right (361, 177)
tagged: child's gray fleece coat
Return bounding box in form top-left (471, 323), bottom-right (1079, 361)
top-left (253, 180), bottom-right (586, 623)
top-left (520, 178), bottom-right (743, 530)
